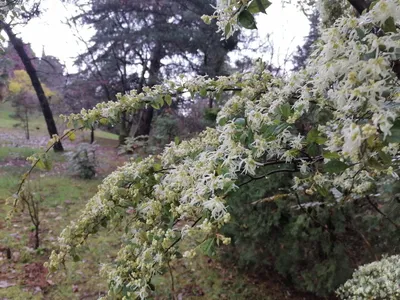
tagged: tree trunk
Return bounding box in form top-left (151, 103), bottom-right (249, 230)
top-left (134, 107), bottom-right (154, 137)
top-left (90, 125), bottom-right (95, 144)
top-left (1, 21), bottom-right (63, 151)
top-left (25, 109), bottom-right (30, 140)
top-left (34, 224), bottom-right (40, 250)
top-left (348, 0), bottom-right (371, 14)
top-left (119, 111), bottom-right (132, 144)
top-left (134, 41), bottom-right (164, 138)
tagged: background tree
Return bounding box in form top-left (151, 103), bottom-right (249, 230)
top-left (7, 69), bottom-right (56, 139)
top-left (292, 8), bottom-right (320, 71)
top-left (67, 0), bottom-right (239, 144)
top-left (0, 1), bottom-right (64, 151)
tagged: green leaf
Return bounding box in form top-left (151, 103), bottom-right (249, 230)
top-left (218, 117), bottom-right (227, 126)
top-left (238, 10), bottom-right (257, 29)
top-left (323, 152), bottom-right (340, 159)
top-left (315, 185), bottom-right (329, 198)
top-left (164, 94), bottom-right (172, 106)
top-left (215, 90), bottom-right (223, 102)
top-left (153, 163), bottom-right (162, 172)
top-left (68, 132), bottom-right (76, 142)
top-left (72, 254), bottom-right (81, 262)
top-left (306, 128), bottom-right (319, 143)
top-left (383, 17), bottom-right (396, 33)
top-left (174, 136), bottom-right (180, 145)
top-left (355, 28), bottom-right (366, 39)
top-left (234, 118), bottom-right (246, 127)
top-left (224, 23), bottom-right (232, 37)
top-left (200, 238), bottom-right (216, 257)
top-left (378, 150), bottom-right (392, 165)
top-left (248, 0), bottom-right (271, 14)
top-left (386, 118), bottom-right (400, 143)
top-left (278, 103), bottom-right (292, 118)
top-left (151, 102), bottom-right (160, 109)
top-left (199, 88), bottom-right (208, 98)
top-left (315, 136), bottom-right (327, 145)
top-left (324, 160), bottom-right (349, 174)
top-left (306, 143), bottom-right (319, 157)
top-left (36, 159), bottom-right (46, 170)
top-left (273, 123), bottom-right (290, 135)
top-left (367, 157), bottom-right (385, 170)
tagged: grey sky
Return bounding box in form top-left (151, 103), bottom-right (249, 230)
top-left (16, 0), bottom-right (309, 73)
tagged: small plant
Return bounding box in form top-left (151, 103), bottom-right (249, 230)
top-left (336, 255), bottom-right (400, 300)
top-left (11, 181), bottom-right (42, 249)
top-left (67, 143), bottom-right (96, 179)
top-left (152, 114), bottom-right (180, 145)
top-left (118, 135), bottom-right (148, 155)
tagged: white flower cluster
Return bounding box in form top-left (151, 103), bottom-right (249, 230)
top-left (47, 1), bottom-right (400, 299)
top-left (337, 255), bottom-right (400, 299)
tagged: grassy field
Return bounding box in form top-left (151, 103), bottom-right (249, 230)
top-left (0, 101), bottom-right (119, 143)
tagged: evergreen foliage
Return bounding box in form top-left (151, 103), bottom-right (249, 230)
top-left (66, 143), bottom-right (97, 179)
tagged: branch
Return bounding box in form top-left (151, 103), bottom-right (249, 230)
top-left (15, 128), bottom-right (83, 197)
top-left (347, 0), bottom-right (371, 15)
top-left (366, 195), bottom-right (400, 229)
top-left (239, 168), bottom-right (298, 187)
top-left (164, 216), bottom-right (203, 254)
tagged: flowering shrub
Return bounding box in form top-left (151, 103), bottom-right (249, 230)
top-left (337, 255), bottom-right (400, 299)
top-left (21, 0), bottom-right (399, 298)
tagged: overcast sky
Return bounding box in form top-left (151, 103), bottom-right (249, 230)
top-left (14, 0), bottom-right (309, 73)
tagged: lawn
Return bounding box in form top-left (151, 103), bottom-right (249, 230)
top-left (0, 101), bottom-right (119, 143)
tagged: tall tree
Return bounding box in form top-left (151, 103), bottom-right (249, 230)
top-left (69, 0), bottom-right (238, 144)
top-left (292, 8), bottom-right (320, 71)
top-left (0, 2), bottom-right (64, 151)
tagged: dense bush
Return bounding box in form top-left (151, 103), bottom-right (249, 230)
top-left (221, 162), bottom-right (400, 295)
top-left (337, 255), bottom-right (400, 299)
top-left (222, 171), bottom-right (400, 295)
top-left (66, 143), bottom-right (96, 179)
top-left (151, 114), bottom-right (180, 145)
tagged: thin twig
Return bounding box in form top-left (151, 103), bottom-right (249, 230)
top-left (366, 195), bottom-right (400, 229)
top-left (16, 127), bottom-right (84, 197)
top-left (164, 216), bottom-right (203, 254)
top-left (239, 168), bottom-right (297, 187)
top-left (167, 260), bottom-right (175, 300)
top-left (295, 193), bottom-right (329, 231)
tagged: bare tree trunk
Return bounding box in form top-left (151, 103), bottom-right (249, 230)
top-left (90, 125), bottom-right (95, 144)
top-left (1, 20), bottom-right (63, 151)
top-left (134, 41), bottom-right (164, 138)
top-left (25, 109), bottom-right (30, 140)
top-left (119, 111), bottom-right (133, 144)
top-left (34, 223), bottom-right (40, 249)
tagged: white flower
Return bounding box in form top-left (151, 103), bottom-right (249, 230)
top-left (203, 197), bottom-right (227, 220)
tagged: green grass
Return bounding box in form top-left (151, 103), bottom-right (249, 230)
top-left (95, 129), bottom-right (119, 140)
top-left (0, 146), bottom-right (39, 162)
top-left (0, 101), bottom-right (46, 131)
top-left (0, 146), bottom-right (66, 169)
top-left (0, 101), bottom-right (119, 147)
